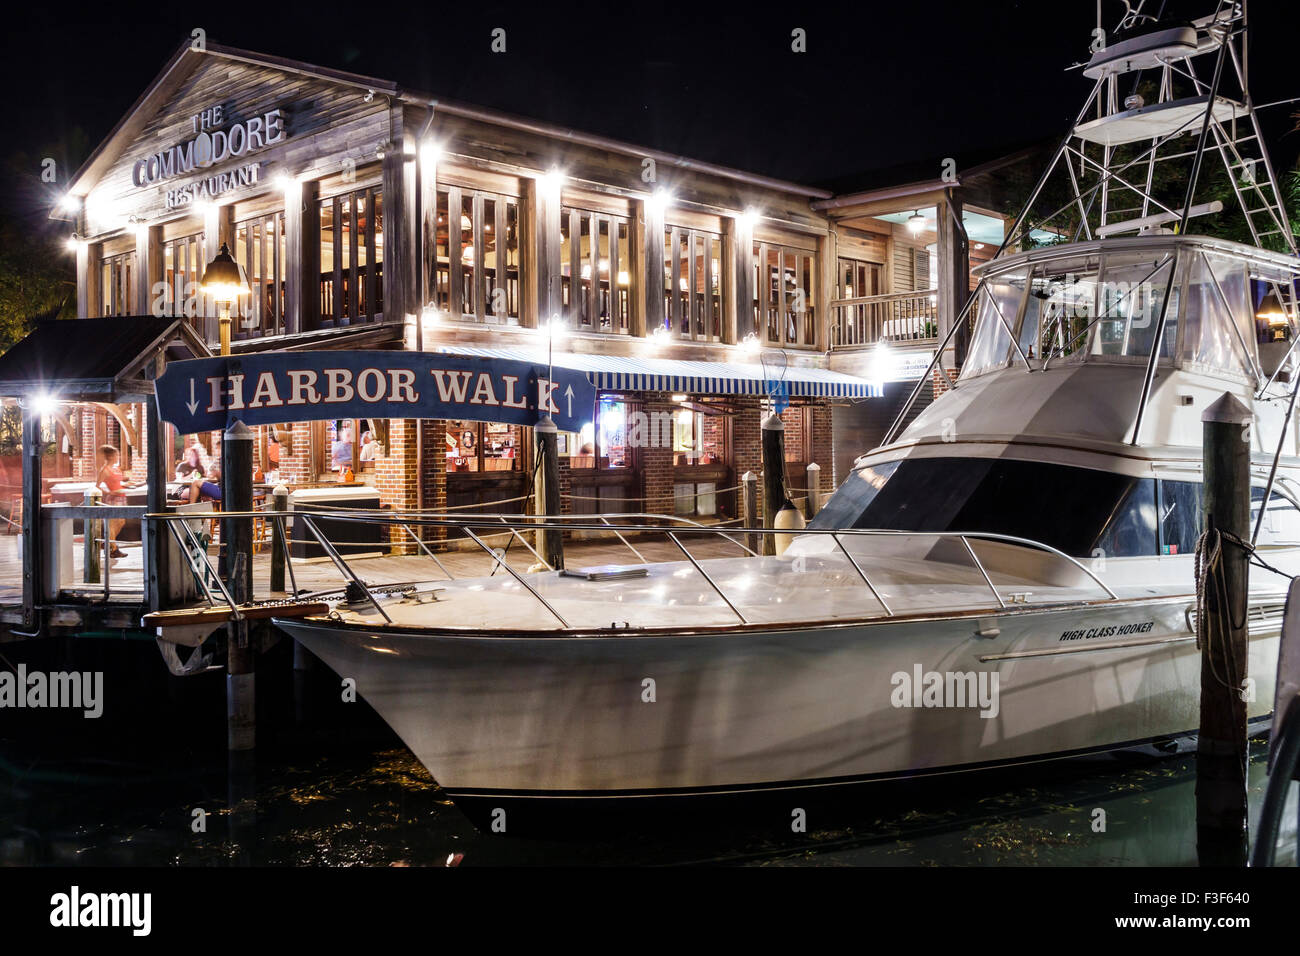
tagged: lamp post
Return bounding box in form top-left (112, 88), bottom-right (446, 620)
top-left (200, 242), bottom-right (250, 356)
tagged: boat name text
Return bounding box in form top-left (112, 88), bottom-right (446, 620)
top-left (1058, 621), bottom-right (1155, 642)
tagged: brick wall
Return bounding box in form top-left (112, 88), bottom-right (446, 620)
top-left (932, 367), bottom-right (958, 398)
top-left (732, 397), bottom-right (763, 481)
top-left (640, 395), bottom-right (676, 516)
top-left (373, 419), bottom-right (419, 552)
top-left (779, 406), bottom-right (807, 463)
top-left (278, 421), bottom-right (314, 485)
top-left (419, 419), bottom-right (448, 541)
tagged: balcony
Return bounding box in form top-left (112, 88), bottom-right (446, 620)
top-left (829, 289), bottom-right (939, 351)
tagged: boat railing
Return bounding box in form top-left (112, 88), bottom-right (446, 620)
top-left (144, 509), bottom-right (1118, 630)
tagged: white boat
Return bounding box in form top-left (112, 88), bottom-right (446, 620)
top-left (276, 4), bottom-right (1300, 820)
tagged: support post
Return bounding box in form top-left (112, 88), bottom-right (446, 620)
top-left (223, 420), bottom-right (255, 753)
top-left (806, 462), bottom-right (822, 519)
top-left (21, 406), bottom-right (43, 629)
top-left (741, 471), bottom-right (759, 555)
top-left (761, 413), bottom-right (786, 557)
top-left (144, 366), bottom-right (171, 613)
top-left (1198, 392), bottom-right (1252, 867)
top-left (534, 415), bottom-right (564, 570)
top-left (269, 484), bottom-right (288, 594)
top-left (83, 486), bottom-right (101, 585)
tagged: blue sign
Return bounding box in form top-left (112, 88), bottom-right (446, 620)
top-left (154, 350), bottom-right (596, 433)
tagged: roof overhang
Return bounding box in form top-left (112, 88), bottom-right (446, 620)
top-left (0, 317), bottom-right (211, 403)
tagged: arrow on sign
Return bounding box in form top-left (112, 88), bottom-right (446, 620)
top-left (564, 384), bottom-right (574, 417)
top-left (186, 379), bottom-right (199, 416)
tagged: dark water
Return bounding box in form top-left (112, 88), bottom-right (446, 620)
top-left (1, 633), bottom-right (1295, 867)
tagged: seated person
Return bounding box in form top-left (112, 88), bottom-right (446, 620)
top-left (174, 444), bottom-right (209, 502)
top-left (187, 463), bottom-right (222, 504)
top-left (359, 430), bottom-right (378, 462)
top-left (96, 444), bottom-right (141, 558)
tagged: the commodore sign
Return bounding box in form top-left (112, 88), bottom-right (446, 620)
top-left (154, 351), bottom-right (596, 433)
top-left (134, 103), bottom-right (288, 209)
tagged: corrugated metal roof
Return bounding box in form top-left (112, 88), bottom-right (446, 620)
top-left (436, 345), bottom-right (881, 399)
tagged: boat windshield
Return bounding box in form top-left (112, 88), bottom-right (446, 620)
top-left (809, 457), bottom-right (1156, 558)
top-left (962, 242), bottom-right (1264, 382)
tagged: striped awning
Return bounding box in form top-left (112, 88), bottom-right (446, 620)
top-left (435, 345), bottom-right (881, 399)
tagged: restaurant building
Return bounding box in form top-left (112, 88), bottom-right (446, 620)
top-left (49, 41), bottom-right (1009, 525)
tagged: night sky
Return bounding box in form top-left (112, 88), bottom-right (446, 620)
top-left (3, 0), bottom-right (1298, 225)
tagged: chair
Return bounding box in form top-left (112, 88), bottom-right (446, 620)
top-left (252, 490), bottom-right (269, 553)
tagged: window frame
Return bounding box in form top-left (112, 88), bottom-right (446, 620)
top-left (234, 211), bottom-right (287, 337)
top-left (562, 206), bottom-right (631, 334)
top-left (753, 240), bottom-right (817, 349)
top-left (319, 184), bottom-right (383, 326)
top-left (435, 184), bottom-right (520, 325)
top-left (664, 224), bottom-right (723, 342)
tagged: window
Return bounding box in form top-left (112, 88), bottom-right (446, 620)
top-left (1253, 487), bottom-right (1300, 547)
top-left (1094, 479), bottom-right (1158, 559)
top-left (663, 226), bottom-right (722, 341)
top-left (161, 233), bottom-right (204, 320)
top-left (1019, 257), bottom-right (1100, 363)
top-left (320, 186), bottom-right (383, 324)
top-left (1179, 252), bottom-right (1255, 378)
top-left (672, 407), bottom-right (726, 467)
top-left (445, 420), bottom-right (521, 472)
top-left (838, 258), bottom-right (882, 299)
top-left (235, 212), bottom-right (287, 336)
top-left (1157, 479), bottom-right (1200, 556)
top-left (1092, 252), bottom-right (1178, 361)
top-left (324, 418), bottom-right (385, 474)
top-left (100, 251), bottom-right (134, 316)
top-left (963, 273), bottom-right (1026, 377)
top-left (433, 186), bottom-right (519, 324)
top-left (674, 482), bottom-right (717, 518)
top-left (753, 241), bottom-right (816, 347)
top-left (562, 208), bottom-right (630, 333)
top-left (810, 458), bottom-right (1161, 559)
top-left (573, 398), bottom-right (631, 470)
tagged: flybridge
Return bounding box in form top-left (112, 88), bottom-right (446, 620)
top-left (154, 351), bottom-right (596, 432)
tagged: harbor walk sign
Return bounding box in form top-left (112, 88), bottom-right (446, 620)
top-left (154, 351), bottom-right (596, 433)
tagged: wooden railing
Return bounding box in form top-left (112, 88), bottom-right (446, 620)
top-left (829, 289), bottom-right (939, 350)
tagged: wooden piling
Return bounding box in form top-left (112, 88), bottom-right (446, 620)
top-left (144, 370), bottom-right (171, 613)
top-left (535, 415), bottom-right (564, 570)
top-left (82, 487), bottom-right (101, 585)
top-left (1198, 391), bottom-right (1252, 866)
top-left (761, 413), bottom-right (786, 556)
top-left (741, 471), bottom-right (759, 554)
top-left (269, 484), bottom-right (289, 594)
top-left (806, 462), bottom-right (822, 519)
top-left (223, 420), bottom-right (255, 753)
top-left (20, 405), bottom-right (42, 630)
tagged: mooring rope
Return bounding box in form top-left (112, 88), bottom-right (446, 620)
top-left (1193, 526), bottom-right (1275, 695)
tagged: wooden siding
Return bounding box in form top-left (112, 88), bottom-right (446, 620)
top-left (83, 57), bottom-right (391, 236)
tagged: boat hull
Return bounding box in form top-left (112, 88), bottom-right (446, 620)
top-left (278, 595), bottom-right (1279, 805)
